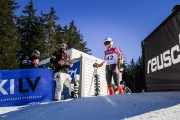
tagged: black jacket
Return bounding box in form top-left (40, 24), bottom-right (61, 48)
top-left (50, 49), bottom-right (70, 73)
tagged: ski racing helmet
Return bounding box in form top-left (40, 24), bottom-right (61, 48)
top-left (104, 38), bottom-right (113, 46)
top-left (34, 50), bottom-right (40, 58)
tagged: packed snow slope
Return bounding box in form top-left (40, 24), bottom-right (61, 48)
top-left (1, 92), bottom-right (180, 120)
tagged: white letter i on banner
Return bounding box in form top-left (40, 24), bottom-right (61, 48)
top-left (10, 79), bottom-right (14, 94)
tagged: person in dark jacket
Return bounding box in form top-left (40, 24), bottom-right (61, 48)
top-left (50, 43), bottom-right (73, 101)
top-left (19, 55), bottom-right (32, 69)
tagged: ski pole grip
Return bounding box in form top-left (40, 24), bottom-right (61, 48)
top-left (93, 63), bottom-right (99, 68)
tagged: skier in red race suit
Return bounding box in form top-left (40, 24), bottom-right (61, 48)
top-left (98, 38), bottom-right (124, 95)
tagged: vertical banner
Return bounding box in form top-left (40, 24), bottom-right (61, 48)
top-left (143, 11), bottom-right (180, 91)
top-left (68, 61), bottom-right (80, 79)
top-left (0, 68), bottom-right (54, 106)
top-left (61, 61), bottom-right (80, 100)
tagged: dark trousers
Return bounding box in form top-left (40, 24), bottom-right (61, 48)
top-left (105, 64), bottom-right (119, 87)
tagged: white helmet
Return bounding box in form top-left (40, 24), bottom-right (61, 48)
top-left (34, 50), bottom-right (40, 58)
top-left (104, 38), bottom-right (113, 46)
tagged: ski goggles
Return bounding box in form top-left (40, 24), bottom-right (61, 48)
top-left (104, 41), bottom-right (110, 45)
top-left (59, 44), bottom-right (66, 48)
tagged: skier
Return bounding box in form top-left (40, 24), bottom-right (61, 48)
top-left (50, 43), bottom-right (73, 101)
top-left (97, 38), bottom-right (124, 95)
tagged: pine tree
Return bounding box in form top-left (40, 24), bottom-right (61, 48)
top-left (123, 59), bottom-right (136, 92)
top-left (40, 7), bottom-right (59, 57)
top-left (61, 21), bottom-right (91, 54)
top-left (17, 0), bottom-right (40, 56)
top-left (35, 16), bottom-right (47, 59)
top-left (0, 0), bottom-right (20, 69)
top-left (134, 56), bottom-right (144, 92)
top-left (16, 1), bottom-right (91, 61)
top-left (122, 60), bottom-right (132, 89)
top-left (54, 24), bottom-right (64, 44)
top-left (123, 57), bottom-right (144, 93)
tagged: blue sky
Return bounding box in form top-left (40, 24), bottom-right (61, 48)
top-left (15, 0), bottom-right (180, 63)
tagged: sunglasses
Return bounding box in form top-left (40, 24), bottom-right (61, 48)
top-left (59, 45), bottom-right (66, 47)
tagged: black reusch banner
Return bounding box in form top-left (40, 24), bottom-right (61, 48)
top-left (142, 6), bottom-right (180, 91)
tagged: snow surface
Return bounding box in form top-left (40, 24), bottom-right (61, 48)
top-left (1, 92), bottom-right (180, 120)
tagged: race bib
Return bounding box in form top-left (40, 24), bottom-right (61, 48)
top-left (106, 54), bottom-right (118, 65)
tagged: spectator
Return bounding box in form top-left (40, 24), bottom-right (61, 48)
top-left (19, 55), bottom-right (31, 69)
top-left (19, 50), bottom-right (40, 69)
top-left (50, 43), bottom-right (73, 101)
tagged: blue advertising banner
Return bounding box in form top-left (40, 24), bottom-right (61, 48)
top-left (0, 68), bottom-right (54, 106)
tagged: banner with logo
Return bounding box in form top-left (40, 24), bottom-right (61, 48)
top-left (0, 68), bottom-right (54, 106)
top-left (61, 61), bottom-right (80, 100)
top-left (142, 11), bottom-right (180, 91)
top-left (68, 61), bottom-right (80, 79)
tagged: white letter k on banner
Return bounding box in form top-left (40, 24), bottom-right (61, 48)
top-left (0, 80), bottom-right (8, 95)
